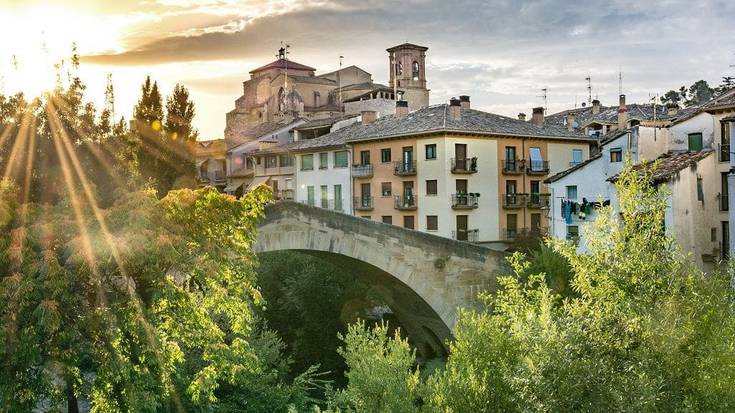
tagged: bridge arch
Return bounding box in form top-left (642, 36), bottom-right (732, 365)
top-left (255, 202), bottom-right (509, 351)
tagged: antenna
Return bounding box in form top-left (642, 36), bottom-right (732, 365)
top-left (537, 88), bottom-right (548, 114)
top-left (585, 76), bottom-right (592, 104)
top-left (618, 70), bottom-right (623, 95)
top-left (339, 55), bottom-right (344, 111)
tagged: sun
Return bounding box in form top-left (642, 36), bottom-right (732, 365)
top-left (0, 5), bottom-right (127, 97)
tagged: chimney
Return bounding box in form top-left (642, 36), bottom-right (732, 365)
top-left (531, 107), bottom-right (544, 127)
top-left (449, 97), bottom-right (461, 121)
top-left (361, 110), bottom-right (377, 126)
top-left (617, 94), bottom-right (628, 130)
top-left (395, 100), bottom-right (409, 118)
top-left (518, 113), bottom-right (526, 121)
top-left (592, 99), bottom-right (601, 114)
top-left (566, 113), bottom-right (575, 132)
top-left (666, 103), bottom-right (678, 116)
top-left (459, 95), bottom-right (471, 109)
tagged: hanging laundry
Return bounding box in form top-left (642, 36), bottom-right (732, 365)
top-left (565, 201), bottom-right (572, 224)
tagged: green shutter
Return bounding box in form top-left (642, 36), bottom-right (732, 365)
top-left (688, 133), bottom-right (703, 152)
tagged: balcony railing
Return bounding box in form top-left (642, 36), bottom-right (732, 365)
top-left (527, 193), bottom-right (551, 209)
top-left (719, 192), bottom-right (729, 212)
top-left (353, 196), bottom-right (374, 211)
top-left (451, 157), bottom-right (478, 174)
top-left (451, 193), bottom-right (479, 209)
top-left (521, 227), bottom-right (549, 238)
top-left (452, 229), bottom-right (479, 242)
top-left (720, 144), bottom-right (731, 162)
top-left (526, 160), bottom-right (550, 174)
top-left (502, 159), bottom-right (525, 174)
top-left (275, 189), bottom-right (294, 201)
top-left (394, 195), bottom-right (417, 210)
top-left (352, 163), bottom-right (373, 178)
top-left (393, 160), bottom-right (417, 176)
top-left (502, 228), bottom-right (519, 240)
top-left (503, 193), bottom-right (526, 209)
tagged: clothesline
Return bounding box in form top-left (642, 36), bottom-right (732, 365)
top-left (561, 198), bottom-right (611, 224)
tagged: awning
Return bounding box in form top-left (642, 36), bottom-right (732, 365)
top-left (224, 178), bottom-right (247, 193)
top-left (245, 176), bottom-right (270, 192)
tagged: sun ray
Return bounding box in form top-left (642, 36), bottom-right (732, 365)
top-left (46, 98), bottom-right (186, 411)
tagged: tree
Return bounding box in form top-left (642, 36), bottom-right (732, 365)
top-left (660, 89), bottom-right (682, 107)
top-left (425, 163), bottom-right (735, 412)
top-left (686, 79), bottom-right (715, 106)
top-left (324, 321), bottom-right (423, 413)
top-left (133, 75), bottom-right (164, 130)
top-left (165, 83), bottom-right (198, 143)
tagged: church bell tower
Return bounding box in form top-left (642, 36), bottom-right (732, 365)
top-left (387, 43), bottom-right (429, 111)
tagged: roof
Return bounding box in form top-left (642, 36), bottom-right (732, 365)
top-left (295, 114), bottom-right (359, 130)
top-left (545, 104), bottom-right (611, 129)
top-left (583, 103), bottom-right (673, 126)
top-left (250, 58), bottom-right (316, 74)
top-left (607, 150), bottom-right (713, 184)
top-left (227, 118), bottom-right (303, 149)
top-left (284, 74), bottom-right (336, 85)
top-left (544, 152), bottom-right (603, 183)
top-left (386, 43), bottom-right (428, 52)
top-left (338, 104), bottom-right (592, 143)
top-left (722, 115), bottom-right (735, 122)
top-left (191, 139), bottom-right (226, 157)
top-left (286, 128), bottom-right (352, 152)
top-left (702, 88), bottom-right (735, 111)
top-left (598, 128), bottom-right (631, 146)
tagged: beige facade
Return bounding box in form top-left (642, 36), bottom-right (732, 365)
top-left (351, 138), bottom-right (418, 228)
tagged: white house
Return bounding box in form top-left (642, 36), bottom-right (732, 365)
top-left (290, 135), bottom-right (353, 213)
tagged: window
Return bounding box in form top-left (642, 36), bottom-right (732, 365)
top-left (504, 146), bottom-right (516, 170)
top-left (426, 215), bottom-right (438, 231)
top-left (321, 185), bottom-right (328, 208)
top-left (334, 185), bottom-right (342, 211)
top-left (285, 178), bottom-right (293, 190)
top-left (404, 216), bottom-right (415, 230)
top-left (256, 156), bottom-right (261, 165)
top-left (507, 214), bottom-right (518, 238)
top-left (360, 150), bottom-right (371, 165)
top-left (314, 91), bottom-right (320, 107)
top-left (530, 180), bottom-right (540, 195)
top-left (382, 216), bottom-right (393, 225)
top-left (279, 155), bottom-right (293, 167)
top-left (697, 177), bottom-right (704, 202)
top-left (301, 154), bottom-right (314, 170)
top-left (688, 133), bottom-right (703, 152)
top-left (381, 182), bottom-right (392, 197)
top-left (566, 185), bottom-right (578, 200)
top-left (529, 147), bottom-right (543, 171)
top-left (381, 148), bottom-right (392, 163)
top-left (412, 61), bottom-right (420, 81)
top-left (426, 179), bottom-right (438, 195)
top-left (723, 121), bottom-right (731, 146)
top-left (531, 213), bottom-right (541, 230)
top-left (610, 148), bottom-right (623, 163)
top-left (334, 151), bottom-right (348, 168)
top-left (266, 155), bottom-right (277, 168)
top-left (319, 152), bottom-right (329, 169)
top-left (246, 157), bottom-right (253, 169)
top-left (425, 144), bottom-right (437, 160)
top-left (306, 186), bottom-right (315, 206)
top-left (712, 227), bottom-right (717, 242)
top-left (566, 225), bottom-right (579, 241)
top-left (572, 149), bottom-right (583, 165)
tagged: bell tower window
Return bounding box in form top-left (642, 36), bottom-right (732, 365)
top-left (412, 61), bottom-right (420, 81)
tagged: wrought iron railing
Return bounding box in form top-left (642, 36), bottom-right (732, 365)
top-left (451, 157), bottom-right (478, 173)
top-left (352, 163), bottom-right (373, 178)
top-left (526, 160), bottom-right (550, 174)
top-left (527, 193), bottom-right (551, 208)
top-left (452, 229), bottom-right (479, 242)
top-left (394, 195), bottom-right (417, 210)
top-left (353, 196), bottom-right (374, 210)
top-left (451, 193), bottom-right (479, 209)
top-left (393, 160), bottom-right (417, 176)
top-left (503, 193), bottom-right (526, 208)
top-left (502, 159), bottom-right (525, 174)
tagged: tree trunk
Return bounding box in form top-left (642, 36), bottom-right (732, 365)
top-left (66, 376), bottom-right (79, 413)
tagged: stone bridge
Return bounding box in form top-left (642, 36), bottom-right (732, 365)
top-left (254, 202), bottom-right (509, 356)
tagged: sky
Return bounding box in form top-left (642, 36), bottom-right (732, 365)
top-left (0, 0), bottom-right (733, 139)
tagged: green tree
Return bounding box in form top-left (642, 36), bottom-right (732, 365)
top-left (686, 79), bottom-right (715, 106)
top-left (165, 83), bottom-right (198, 142)
top-left (426, 163), bottom-right (735, 412)
top-left (325, 321), bottom-right (423, 413)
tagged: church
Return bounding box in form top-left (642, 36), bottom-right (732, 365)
top-left (224, 43), bottom-right (430, 146)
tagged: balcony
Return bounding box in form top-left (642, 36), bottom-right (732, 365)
top-left (527, 193), bottom-right (551, 209)
top-left (452, 229), bottom-right (479, 242)
top-left (353, 196), bottom-right (374, 211)
top-left (719, 192), bottom-right (729, 212)
top-left (394, 195), bottom-right (417, 210)
top-left (393, 160), bottom-right (417, 176)
top-left (275, 189), bottom-right (294, 201)
top-left (720, 144), bottom-right (731, 162)
top-left (451, 193), bottom-right (479, 209)
top-left (501, 228), bottom-right (519, 240)
top-left (451, 157), bottom-right (478, 174)
top-left (502, 159), bottom-right (525, 175)
top-left (526, 160), bottom-right (550, 175)
top-left (503, 193), bottom-right (526, 209)
top-left (520, 227), bottom-right (549, 238)
top-left (352, 163), bottom-right (373, 178)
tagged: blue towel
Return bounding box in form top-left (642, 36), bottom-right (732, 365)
top-left (565, 201), bottom-right (572, 224)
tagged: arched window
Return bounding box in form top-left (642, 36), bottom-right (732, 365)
top-left (412, 61), bottom-right (420, 81)
top-left (278, 87), bottom-right (286, 112)
top-left (397, 61), bottom-right (403, 76)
